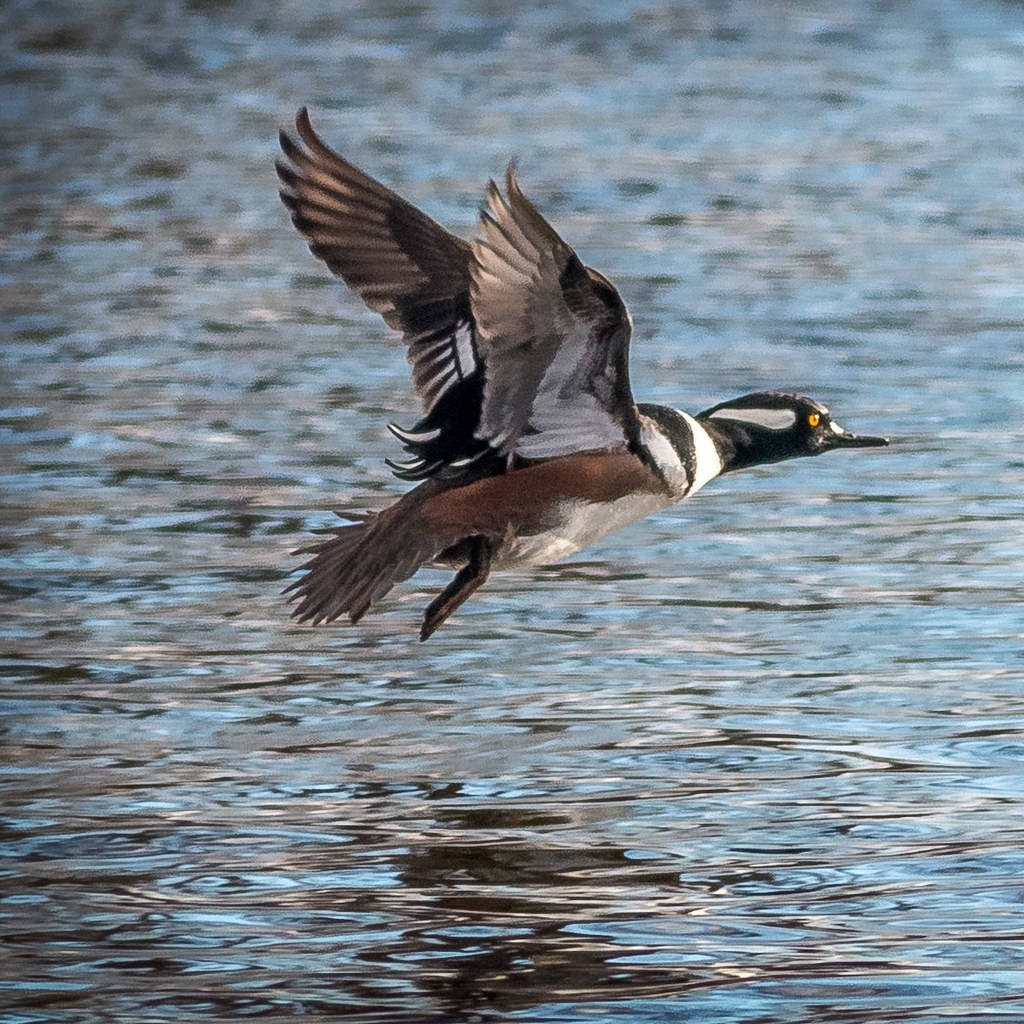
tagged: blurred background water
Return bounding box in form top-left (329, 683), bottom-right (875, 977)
top-left (2, 1), bottom-right (1023, 1022)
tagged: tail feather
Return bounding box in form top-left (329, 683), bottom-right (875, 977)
top-left (285, 509), bottom-right (443, 626)
top-left (286, 471), bottom-right (512, 631)
top-left (285, 521), bottom-right (373, 625)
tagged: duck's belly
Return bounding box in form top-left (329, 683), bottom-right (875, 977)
top-left (495, 491), bottom-right (674, 568)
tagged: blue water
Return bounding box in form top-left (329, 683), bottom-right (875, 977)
top-left (2, 2), bottom-right (1023, 1022)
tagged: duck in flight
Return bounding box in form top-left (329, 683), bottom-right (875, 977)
top-left (277, 108), bottom-right (888, 640)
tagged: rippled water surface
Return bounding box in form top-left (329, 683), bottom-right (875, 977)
top-left (3, 2), bottom-right (1024, 1022)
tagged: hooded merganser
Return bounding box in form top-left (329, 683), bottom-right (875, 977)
top-left (277, 108), bottom-right (889, 639)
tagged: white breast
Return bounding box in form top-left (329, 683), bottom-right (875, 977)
top-left (497, 490), bottom-right (674, 568)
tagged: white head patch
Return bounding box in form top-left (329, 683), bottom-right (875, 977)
top-left (707, 406), bottom-right (798, 431)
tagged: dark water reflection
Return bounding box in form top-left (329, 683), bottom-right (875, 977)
top-left (3, 2), bottom-right (1024, 1022)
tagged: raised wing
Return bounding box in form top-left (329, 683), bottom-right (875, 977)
top-left (470, 169), bottom-right (641, 460)
top-left (276, 108), bottom-right (486, 478)
top-left (277, 111), bottom-right (641, 477)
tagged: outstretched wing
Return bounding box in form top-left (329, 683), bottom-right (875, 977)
top-left (277, 110), bottom-right (641, 476)
top-left (470, 168), bottom-right (641, 460)
top-left (276, 108), bottom-right (486, 478)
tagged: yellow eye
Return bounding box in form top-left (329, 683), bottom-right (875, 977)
top-left (807, 413), bottom-right (821, 428)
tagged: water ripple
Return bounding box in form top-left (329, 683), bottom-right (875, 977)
top-left (4, 2), bottom-right (1024, 1022)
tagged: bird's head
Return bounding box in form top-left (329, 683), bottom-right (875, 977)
top-left (697, 391), bottom-right (889, 472)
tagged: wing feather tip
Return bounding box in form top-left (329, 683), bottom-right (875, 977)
top-left (504, 158), bottom-right (521, 196)
top-left (295, 105), bottom-right (315, 141)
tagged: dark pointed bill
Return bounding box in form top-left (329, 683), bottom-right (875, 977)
top-left (829, 424), bottom-right (890, 448)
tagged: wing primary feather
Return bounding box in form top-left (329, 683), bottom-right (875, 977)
top-left (278, 108), bottom-right (494, 479)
